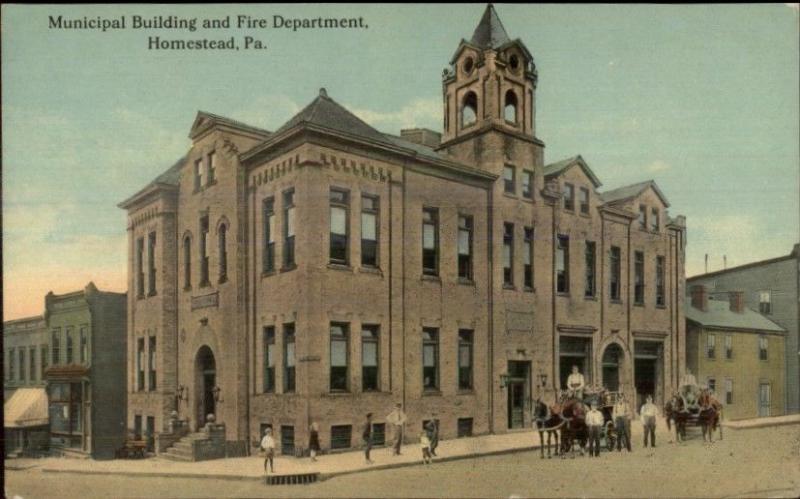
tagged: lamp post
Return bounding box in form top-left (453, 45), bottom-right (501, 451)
top-left (212, 385), bottom-right (223, 403)
top-left (499, 373), bottom-right (511, 389)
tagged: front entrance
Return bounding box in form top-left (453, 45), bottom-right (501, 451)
top-left (602, 343), bottom-right (623, 392)
top-left (195, 346), bottom-right (217, 429)
top-left (507, 361), bottom-right (530, 429)
top-left (634, 341), bottom-right (663, 409)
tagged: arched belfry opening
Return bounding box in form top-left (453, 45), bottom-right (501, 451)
top-left (461, 92), bottom-right (478, 128)
top-left (195, 345), bottom-right (217, 429)
top-left (504, 90), bottom-right (518, 123)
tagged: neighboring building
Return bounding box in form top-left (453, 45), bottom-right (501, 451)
top-left (686, 285), bottom-right (786, 419)
top-left (2, 283), bottom-right (127, 459)
top-left (688, 244), bottom-right (800, 414)
top-left (118, 5), bottom-right (686, 457)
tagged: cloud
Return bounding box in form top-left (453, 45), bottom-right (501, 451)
top-left (349, 98), bottom-right (441, 132)
top-left (645, 160), bottom-right (671, 173)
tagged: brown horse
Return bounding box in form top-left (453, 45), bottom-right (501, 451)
top-left (533, 398), bottom-right (562, 458)
top-left (665, 393), bottom-right (688, 442)
top-left (698, 392), bottom-right (723, 442)
top-left (558, 397), bottom-right (588, 457)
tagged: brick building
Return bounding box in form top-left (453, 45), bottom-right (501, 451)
top-left (119, 5), bottom-right (686, 456)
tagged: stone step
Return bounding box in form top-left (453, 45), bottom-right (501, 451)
top-left (161, 451), bottom-right (193, 462)
top-left (173, 441), bottom-right (193, 451)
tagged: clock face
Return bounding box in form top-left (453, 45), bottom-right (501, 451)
top-left (462, 56), bottom-right (474, 76)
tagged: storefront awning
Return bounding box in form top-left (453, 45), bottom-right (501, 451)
top-left (4, 388), bottom-right (48, 428)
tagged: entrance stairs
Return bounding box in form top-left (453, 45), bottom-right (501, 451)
top-left (161, 432), bottom-right (211, 462)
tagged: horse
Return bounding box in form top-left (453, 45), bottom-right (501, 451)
top-left (698, 392), bottom-right (723, 442)
top-left (532, 397), bottom-right (562, 458)
top-left (558, 396), bottom-right (588, 457)
top-left (665, 393), bottom-right (688, 442)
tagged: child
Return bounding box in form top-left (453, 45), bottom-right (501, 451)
top-left (260, 428), bottom-right (276, 474)
top-left (420, 430), bottom-right (432, 465)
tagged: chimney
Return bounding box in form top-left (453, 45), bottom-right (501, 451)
top-left (690, 284), bottom-right (708, 312)
top-left (400, 128), bottom-right (442, 148)
top-left (728, 291), bottom-right (745, 313)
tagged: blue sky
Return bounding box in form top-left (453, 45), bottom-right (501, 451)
top-left (2, 4), bottom-right (798, 319)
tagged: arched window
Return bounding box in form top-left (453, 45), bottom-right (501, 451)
top-left (183, 235), bottom-right (192, 289)
top-left (462, 92), bottom-right (478, 128)
top-left (504, 90), bottom-right (518, 124)
top-left (218, 224), bottom-right (228, 283)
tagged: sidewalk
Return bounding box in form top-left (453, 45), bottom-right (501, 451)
top-left (10, 419), bottom-right (660, 481)
top-left (722, 413), bottom-right (800, 430)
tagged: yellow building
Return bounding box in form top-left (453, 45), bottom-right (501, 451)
top-left (686, 285), bottom-right (786, 420)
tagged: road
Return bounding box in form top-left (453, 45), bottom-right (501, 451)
top-left (5, 425), bottom-right (800, 498)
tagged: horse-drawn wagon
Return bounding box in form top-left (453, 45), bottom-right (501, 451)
top-left (665, 381), bottom-right (723, 442)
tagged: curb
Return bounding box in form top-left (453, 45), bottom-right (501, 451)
top-left (722, 419), bottom-right (800, 431)
top-left (40, 468), bottom-right (264, 481)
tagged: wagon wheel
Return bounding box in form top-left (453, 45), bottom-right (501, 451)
top-left (605, 421), bottom-right (616, 451)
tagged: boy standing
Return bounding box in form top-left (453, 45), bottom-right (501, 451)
top-left (260, 427), bottom-right (276, 474)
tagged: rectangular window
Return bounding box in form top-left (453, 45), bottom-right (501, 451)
top-left (458, 215), bottom-right (474, 280)
top-left (504, 165), bottom-right (515, 194)
top-left (30, 347), bottom-right (36, 381)
top-left (218, 225), bottom-right (228, 283)
top-left (610, 246), bottom-right (621, 301)
top-left (19, 349), bottom-right (25, 383)
top-left (556, 235), bottom-right (569, 293)
top-left (263, 327), bottom-right (275, 393)
top-left (200, 215), bottom-right (210, 285)
top-left (361, 195), bottom-right (379, 267)
top-left (52, 329), bottom-right (61, 365)
top-left (284, 323), bottom-right (296, 393)
top-left (80, 326), bottom-right (88, 364)
top-left (503, 223), bottom-right (514, 286)
top-left (458, 329), bottom-right (474, 390)
top-left (524, 227), bottom-right (534, 289)
top-left (725, 335), bottom-right (733, 359)
top-left (134, 415), bottom-right (142, 440)
top-left (194, 158), bottom-right (203, 191)
top-left (707, 333), bottom-right (716, 359)
top-left (207, 151), bottom-right (216, 185)
top-left (41, 345), bottom-right (48, 378)
top-left (563, 183), bottom-right (574, 211)
top-left (183, 236), bottom-right (192, 289)
top-left (656, 256), bottom-right (665, 306)
top-left (759, 335), bottom-right (768, 360)
top-left (66, 327), bottom-right (74, 364)
top-left (283, 190), bottom-right (296, 267)
top-left (725, 379), bottom-right (733, 404)
top-left (422, 208), bottom-right (439, 276)
top-left (362, 325), bottom-right (379, 391)
top-left (330, 425), bottom-right (352, 450)
top-left (329, 189), bottom-right (349, 265)
top-left (262, 198), bottom-right (275, 273)
top-left (457, 418), bottom-right (474, 438)
top-left (8, 348), bottom-right (14, 381)
top-left (650, 207), bottom-right (660, 232)
top-left (422, 327), bottom-right (439, 391)
top-left (330, 323), bottom-right (349, 391)
top-left (372, 423), bottom-right (386, 446)
top-left (136, 237), bottom-right (145, 297)
top-left (579, 187), bottom-right (590, 214)
top-left (634, 251), bottom-right (645, 305)
top-left (522, 170), bottom-right (533, 199)
top-left (280, 425), bottom-right (295, 456)
top-left (137, 338), bottom-right (145, 391)
top-left (638, 205), bottom-right (647, 230)
top-left (147, 232), bottom-right (157, 295)
top-left (759, 291), bottom-right (771, 314)
top-left (148, 336), bottom-right (156, 391)
top-left (707, 377), bottom-right (716, 394)
top-left (583, 241), bottom-right (596, 298)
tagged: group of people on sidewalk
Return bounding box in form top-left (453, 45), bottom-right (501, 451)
top-left (584, 393), bottom-right (660, 457)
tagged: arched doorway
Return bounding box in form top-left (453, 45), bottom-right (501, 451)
top-left (601, 343), bottom-right (624, 392)
top-left (195, 346), bottom-right (216, 429)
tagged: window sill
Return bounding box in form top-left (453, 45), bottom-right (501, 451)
top-left (358, 266), bottom-right (383, 276)
top-left (656, 304), bottom-right (666, 309)
top-left (557, 292), bottom-right (571, 298)
top-left (580, 211), bottom-right (591, 218)
top-left (503, 284), bottom-right (516, 291)
top-left (610, 299), bottom-right (623, 305)
top-left (634, 302), bottom-right (645, 307)
top-left (503, 192), bottom-right (518, 200)
top-left (183, 286), bottom-right (192, 292)
top-left (521, 195), bottom-right (534, 203)
top-left (421, 274), bottom-right (441, 283)
top-left (136, 294), bottom-right (145, 300)
top-left (206, 179), bottom-right (218, 188)
top-left (327, 390), bottom-right (351, 396)
top-left (563, 207), bottom-right (575, 213)
top-left (524, 286), bottom-right (535, 293)
top-left (199, 281), bottom-right (211, 289)
top-left (458, 278), bottom-right (475, 286)
top-left (147, 290), bottom-right (157, 298)
top-left (457, 389), bottom-right (475, 395)
top-left (193, 187), bottom-right (202, 194)
top-left (280, 264), bottom-right (297, 273)
top-left (261, 270), bottom-right (276, 278)
top-left (422, 389), bottom-right (442, 397)
top-left (327, 263), bottom-right (353, 272)
top-left (218, 276), bottom-right (228, 285)
top-left (584, 295), bottom-right (597, 301)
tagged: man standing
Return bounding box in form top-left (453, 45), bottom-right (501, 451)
top-left (613, 393), bottom-right (632, 452)
top-left (567, 365), bottom-right (586, 400)
top-left (386, 403), bottom-right (407, 456)
top-left (363, 413), bottom-right (374, 464)
top-left (585, 401), bottom-right (604, 457)
top-left (425, 420), bottom-right (439, 457)
top-left (260, 427), bottom-right (276, 474)
top-left (640, 395), bottom-right (658, 448)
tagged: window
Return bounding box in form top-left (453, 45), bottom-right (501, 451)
top-left (183, 235), bottom-right (192, 288)
top-left (524, 227), bottom-right (534, 289)
top-left (707, 377), bottom-right (716, 394)
top-left (361, 195), bottom-right (379, 267)
top-left (759, 335), bottom-right (768, 360)
top-left (362, 325), bottom-right (379, 391)
top-left (283, 190), bottom-right (296, 267)
top-left (650, 207), bottom-right (660, 232)
top-left (330, 323), bottom-right (349, 391)
top-left (49, 382), bottom-right (83, 446)
top-left (458, 215), bottom-right (474, 280)
top-left (638, 205), bottom-right (647, 230)
top-left (52, 329), bottom-right (61, 365)
top-left (634, 251), bottom-right (645, 305)
top-left (30, 347), bottom-right (36, 381)
top-left (504, 90), bottom-right (518, 123)
top-left (457, 418), bottom-right (474, 437)
top-left (759, 291), bottom-right (771, 314)
top-left (19, 349), bottom-right (25, 382)
top-left (280, 425), bottom-right (295, 455)
top-left (218, 224), bottom-right (227, 282)
top-left (134, 415), bottom-right (142, 440)
top-left (725, 335), bottom-right (733, 359)
top-left (8, 348), bottom-right (14, 381)
top-left (147, 232), bottom-right (157, 295)
top-left (504, 165), bottom-right (515, 194)
top-left (136, 237), bottom-right (145, 298)
top-left (610, 246), bottom-right (621, 301)
top-left (66, 327), bottom-right (74, 364)
top-left (656, 256), bottom-right (665, 306)
top-left (585, 241), bottom-right (596, 298)
top-left (563, 184), bottom-right (574, 211)
top-left (330, 425), bottom-right (352, 450)
top-left (462, 92), bottom-right (477, 127)
top-left (422, 208), bottom-right (439, 276)
top-left (80, 326), bottom-right (88, 364)
top-left (199, 215), bottom-right (210, 286)
top-left (41, 345), bottom-right (48, 378)
top-left (263, 327), bottom-right (275, 392)
top-left (422, 327), bottom-right (439, 391)
top-left (262, 198), bottom-right (275, 273)
top-left (522, 170), bottom-right (533, 199)
top-left (194, 158), bottom-right (203, 191)
top-left (707, 333), bottom-right (716, 359)
top-left (137, 338), bottom-right (145, 391)
top-left (148, 336), bottom-right (156, 391)
top-left (284, 324), bottom-right (296, 393)
top-left (725, 379), bottom-right (733, 404)
top-left (579, 187), bottom-right (590, 215)
top-left (556, 235), bottom-right (569, 293)
top-left (503, 223), bottom-right (514, 286)
top-left (458, 329), bottom-right (474, 390)
top-left (372, 423), bottom-right (386, 446)
top-left (207, 151), bottom-right (216, 185)
top-left (330, 189), bottom-right (349, 265)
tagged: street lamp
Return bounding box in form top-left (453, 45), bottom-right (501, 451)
top-left (538, 373), bottom-right (548, 388)
top-left (212, 385), bottom-right (223, 403)
top-left (499, 373), bottom-right (511, 389)
top-left (176, 384), bottom-right (188, 403)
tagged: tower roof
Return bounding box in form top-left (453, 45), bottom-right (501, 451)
top-left (469, 4), bottom-right (511, 49)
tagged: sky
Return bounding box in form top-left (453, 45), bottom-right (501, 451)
top-left (2, 4), bottom-right (798, 320)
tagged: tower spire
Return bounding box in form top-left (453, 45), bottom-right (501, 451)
top-left (470, 4), bottom-right (511, 49)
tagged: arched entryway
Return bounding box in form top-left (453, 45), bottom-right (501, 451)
top-left (195, 346), bottom-right (216, 429)
top-left (601, 343), bottom-right (624, 392)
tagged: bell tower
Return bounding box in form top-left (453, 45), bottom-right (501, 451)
top-left (438, 4), bottom-right (543, 168)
